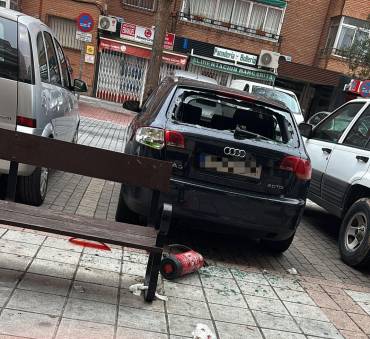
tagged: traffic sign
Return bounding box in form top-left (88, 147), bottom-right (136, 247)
top-left (76, 31), bottom-right (92, 42)
top-left (360, 80), bottom-right (370, 98)
top-left (86, 45), bottom-right (95, 55)
top-left (77, 13), bottom-right (94, 33)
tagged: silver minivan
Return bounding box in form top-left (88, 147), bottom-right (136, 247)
top-left (0, 8), bottom-right (86, 205)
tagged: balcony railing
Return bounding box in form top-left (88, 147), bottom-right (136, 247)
top-left (179, 12), bottom-right (282, 43)
top-left (321, 47), bottom-right (349, 58)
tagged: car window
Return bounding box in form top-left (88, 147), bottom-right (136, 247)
top-left (343, 105), bottom-right (370, 150)
top-left (43, 32), bottom-right (61, 86)
top-left (55, 40), bottom-right (70, 89)
top-left (37, 32), bottom-right (49, 82)
top-left (18, 24), bottom-right (34, 84)
top-left (312, 102), bottom-right (364, 143)
top-left (0, 17), bottom-right (18, 82)
top-left (251, 86), bottom-right (300, 113)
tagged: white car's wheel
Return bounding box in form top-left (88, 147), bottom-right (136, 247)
top-left (339, 198), bottom-right (370, 267)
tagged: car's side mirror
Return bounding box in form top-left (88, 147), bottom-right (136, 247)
top-left (74, 79), bottom-right (88, 93)
top-left (122, 100), bottom-right (141, 113)
top-left (299, 123), bottom-right (313, 139)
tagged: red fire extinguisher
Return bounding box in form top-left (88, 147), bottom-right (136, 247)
top-left (160, 244), bottom-right (206, 280)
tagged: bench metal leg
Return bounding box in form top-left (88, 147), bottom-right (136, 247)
top-left (6, 161), bottom-right (18, 202)
top-left (144, 251), bottom-right (162, 302)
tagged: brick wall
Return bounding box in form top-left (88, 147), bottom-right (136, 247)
top-left (21, 0), bottom-right (104, 94)
top-left (342, 0), bottom-right (370, 19)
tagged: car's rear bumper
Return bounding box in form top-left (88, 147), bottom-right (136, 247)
top-left (122, 177), bottom-right (306, 240)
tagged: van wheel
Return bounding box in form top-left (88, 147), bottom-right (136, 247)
top-left (115, 189), bottom-right (142, 225)
top-left (262, 233), bottom-right (295, 253)
top-left (339, 198), bottom-right (370, 267)
top-left (18, 167), bottom-right (49, 206)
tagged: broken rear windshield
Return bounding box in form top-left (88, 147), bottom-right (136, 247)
top-left (170, 88), bottom-right (298, 147)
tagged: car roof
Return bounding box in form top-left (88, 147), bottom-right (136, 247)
top-left (0, 8), bottom-right (43, 26)
top-left (170, 77), bottom-right (290, 113)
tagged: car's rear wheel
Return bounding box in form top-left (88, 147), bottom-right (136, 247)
top-left (339, 198), bottom-right (370, 267)
top-left (18, 167), bottom-right (49, 206)
top-left (115, 189), bottom-right (142, 225)
top-left (262, 233), bottom-right (295, 253)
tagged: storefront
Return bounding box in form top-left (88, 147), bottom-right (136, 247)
top-left (95, 23), bottom-right (188, 104)
top-left (174, 37), bottom-right (276, 86)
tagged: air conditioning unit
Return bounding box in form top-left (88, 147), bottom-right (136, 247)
top-left (258, 50), bottom-right (280, 69)
top-left (98, 15), bottom-right (117, 32)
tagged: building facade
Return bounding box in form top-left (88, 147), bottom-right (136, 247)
top-left (18, 0), bottom-right (370, 115)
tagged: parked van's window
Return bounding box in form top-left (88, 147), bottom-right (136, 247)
top-left (43, 32), bottom-right (61, 86)
top-left (0, 17), bottom-right (18, 82)
top-left (18, 24), bottom-right (34, 84)
top-left (55, 40), bottom-right (70, 89)
top-left (37, 32), bottom-right (49, 82)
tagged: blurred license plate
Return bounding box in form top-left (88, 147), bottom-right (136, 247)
top-left (200, 154), bottom-right (262, 179)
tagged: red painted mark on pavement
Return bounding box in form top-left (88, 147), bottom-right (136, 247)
top-left (69, 238), bottom-right (111, 251)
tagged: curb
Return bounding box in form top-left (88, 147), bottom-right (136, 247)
top-left (78, 95), bottom-right (136, 116)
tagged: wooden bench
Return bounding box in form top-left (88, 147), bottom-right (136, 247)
top-left (0, 127), bottom-right (173, 302)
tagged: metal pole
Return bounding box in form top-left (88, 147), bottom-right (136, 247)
top-left (77, 41), bottom-right (85, 99)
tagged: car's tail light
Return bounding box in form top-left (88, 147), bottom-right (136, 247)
top-left (165, 130), bottom-right (185, 149)
top-left (16, 116), bottom-right (36, 128)
top-left (135, 127), bottom-right (165, 150)
top-left (280, 156), bottom-right (312, 181)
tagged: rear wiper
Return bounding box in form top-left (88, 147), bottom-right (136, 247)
top-left (234, 127), bottom-right (272, 141)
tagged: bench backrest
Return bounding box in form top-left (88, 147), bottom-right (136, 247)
top-left (0, 128), bottom-right (172, 192)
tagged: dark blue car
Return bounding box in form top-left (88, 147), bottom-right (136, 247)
top-left (116, 77), bottom-right (311, 252)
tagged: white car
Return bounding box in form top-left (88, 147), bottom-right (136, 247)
top-left (230, 80), bottom-right (304, 124)
top-left (0, 9), bottom-right (86, 206)
top-left (299, 98), bottom-right (370, 267)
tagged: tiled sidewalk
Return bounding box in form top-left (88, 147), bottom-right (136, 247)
top-left (0, 227), bottom-right (370, 339)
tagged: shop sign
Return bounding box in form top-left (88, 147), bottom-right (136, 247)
top-left (99, 39), bottom-right (187, 67)
top-left (213, 47), bottom-right (257, 66)
top-left (190, 56), bottom-right (275, 83)
top-left (120, 23), bottom-right (175, 50)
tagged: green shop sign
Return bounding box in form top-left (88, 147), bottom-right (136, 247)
top-left (190, 57), bottom-right (276, 83)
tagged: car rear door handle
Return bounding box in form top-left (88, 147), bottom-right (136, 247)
top-left (356, 155), bottom-right (369, 163)
top-left (322, 148), bottom-right (332, 154)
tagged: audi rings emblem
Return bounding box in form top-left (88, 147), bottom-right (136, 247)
top-left (224, 147), bottom-right (246, 158)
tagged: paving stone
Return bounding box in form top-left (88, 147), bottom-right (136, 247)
top-left (199, 266), bottom-right (233, 278)
top-left (70, 281), bottom-right (118, 304)
top-left (18, 273), bottom-right (71, 296)
top-left (253, 311), bottom-right (301, 333)
top-left (167, 297), bottom-right (210, 319)
top-left (0, 239), bottom-right (39, 257)
top-left (2, 230), bottom-right (45, 245)
top-left (123, 251), bottom-right (148, 265)
top-left (0, 286), bottom-right (12, 307)
top-left (215, 321), bottom-right (263, 339)
top-left (120, 288), bottom-right (165, 312)
top-left (122, 261), bottom-right (146, 276)
top-left (284, 301), bottom-right (330, 321)
top-left (0, 309), bottom-right (58, 339)
top-left (75, 266), bottom-right (120, 287)
top-left (170, 273), bottom-right (202, 287)
top-left (84, 246), bottom-right (122, 260)
top-left (0, 228), bottom-right (6, 237)
top-left (339, 329), bottom-right (369, 339)
top-left (266, 275), bottom-right (304, 291)
top-left (121, 273), bottom-right (145, 289)
top-left (358, 302), bottom-right (370, 315)
top-left (245, 295), bottom-right (288, 315)
top-left (81, 254), bottom-right (121, 273)
top-left (165, 281), bottom-right (205, 301)
top-left (200, 274), bottom-right (239, 293)
top-left (204, 287), bottom-right (246, 308)
top-left (210, 303), bottom-right (255, 326)
top-left (116, 327), bottom-right (167, 339)
top-left (274, 287), bottom-right (315, 305)
top-left (118, 306), bottom-right (167, 333)
top-left (231, 269), bottom-right (269, 285)
top-left (28, 259), bottom-right (76, 279)
top-left (63, 298), bottom-right (116, 325)
top-left (262, 329), bottom-right (306, 339)
top-left (329, 294), bottom-right (366, 314)
top-left (295, 317), bottom-right (343, 338)
top-left (322, 309), bottom-right (361, 332)
top-left (168, 314), bottom-right (214, 337)
top-left (306, 290), bottom-right (341, 310)
top-left (55, 318), bottom-right (114, 339)
top-left (238, 281), bottom-right (277, 299)
top-left (37, 246), bottom-right (81, 265)
top-left (7, 289), bottom-right (65, 316)
top-left (0, 269), bottom-right (22, 288)
top-left (348, 313), bottom-right (370, 334)
top-left (345, 290), bottom-right (370, 303)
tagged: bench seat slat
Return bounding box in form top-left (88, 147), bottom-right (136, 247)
top-left (0, 202), bottom-right (160, 253)
top-left (0, 201), bottom-right (156, 238)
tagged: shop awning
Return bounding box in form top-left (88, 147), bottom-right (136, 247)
top-left (190, 55), bottom-right (276, 84)
top-left (256, 0), bottom-right (287, 8)
top-left (99, 38), bottom-right (188, 67)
